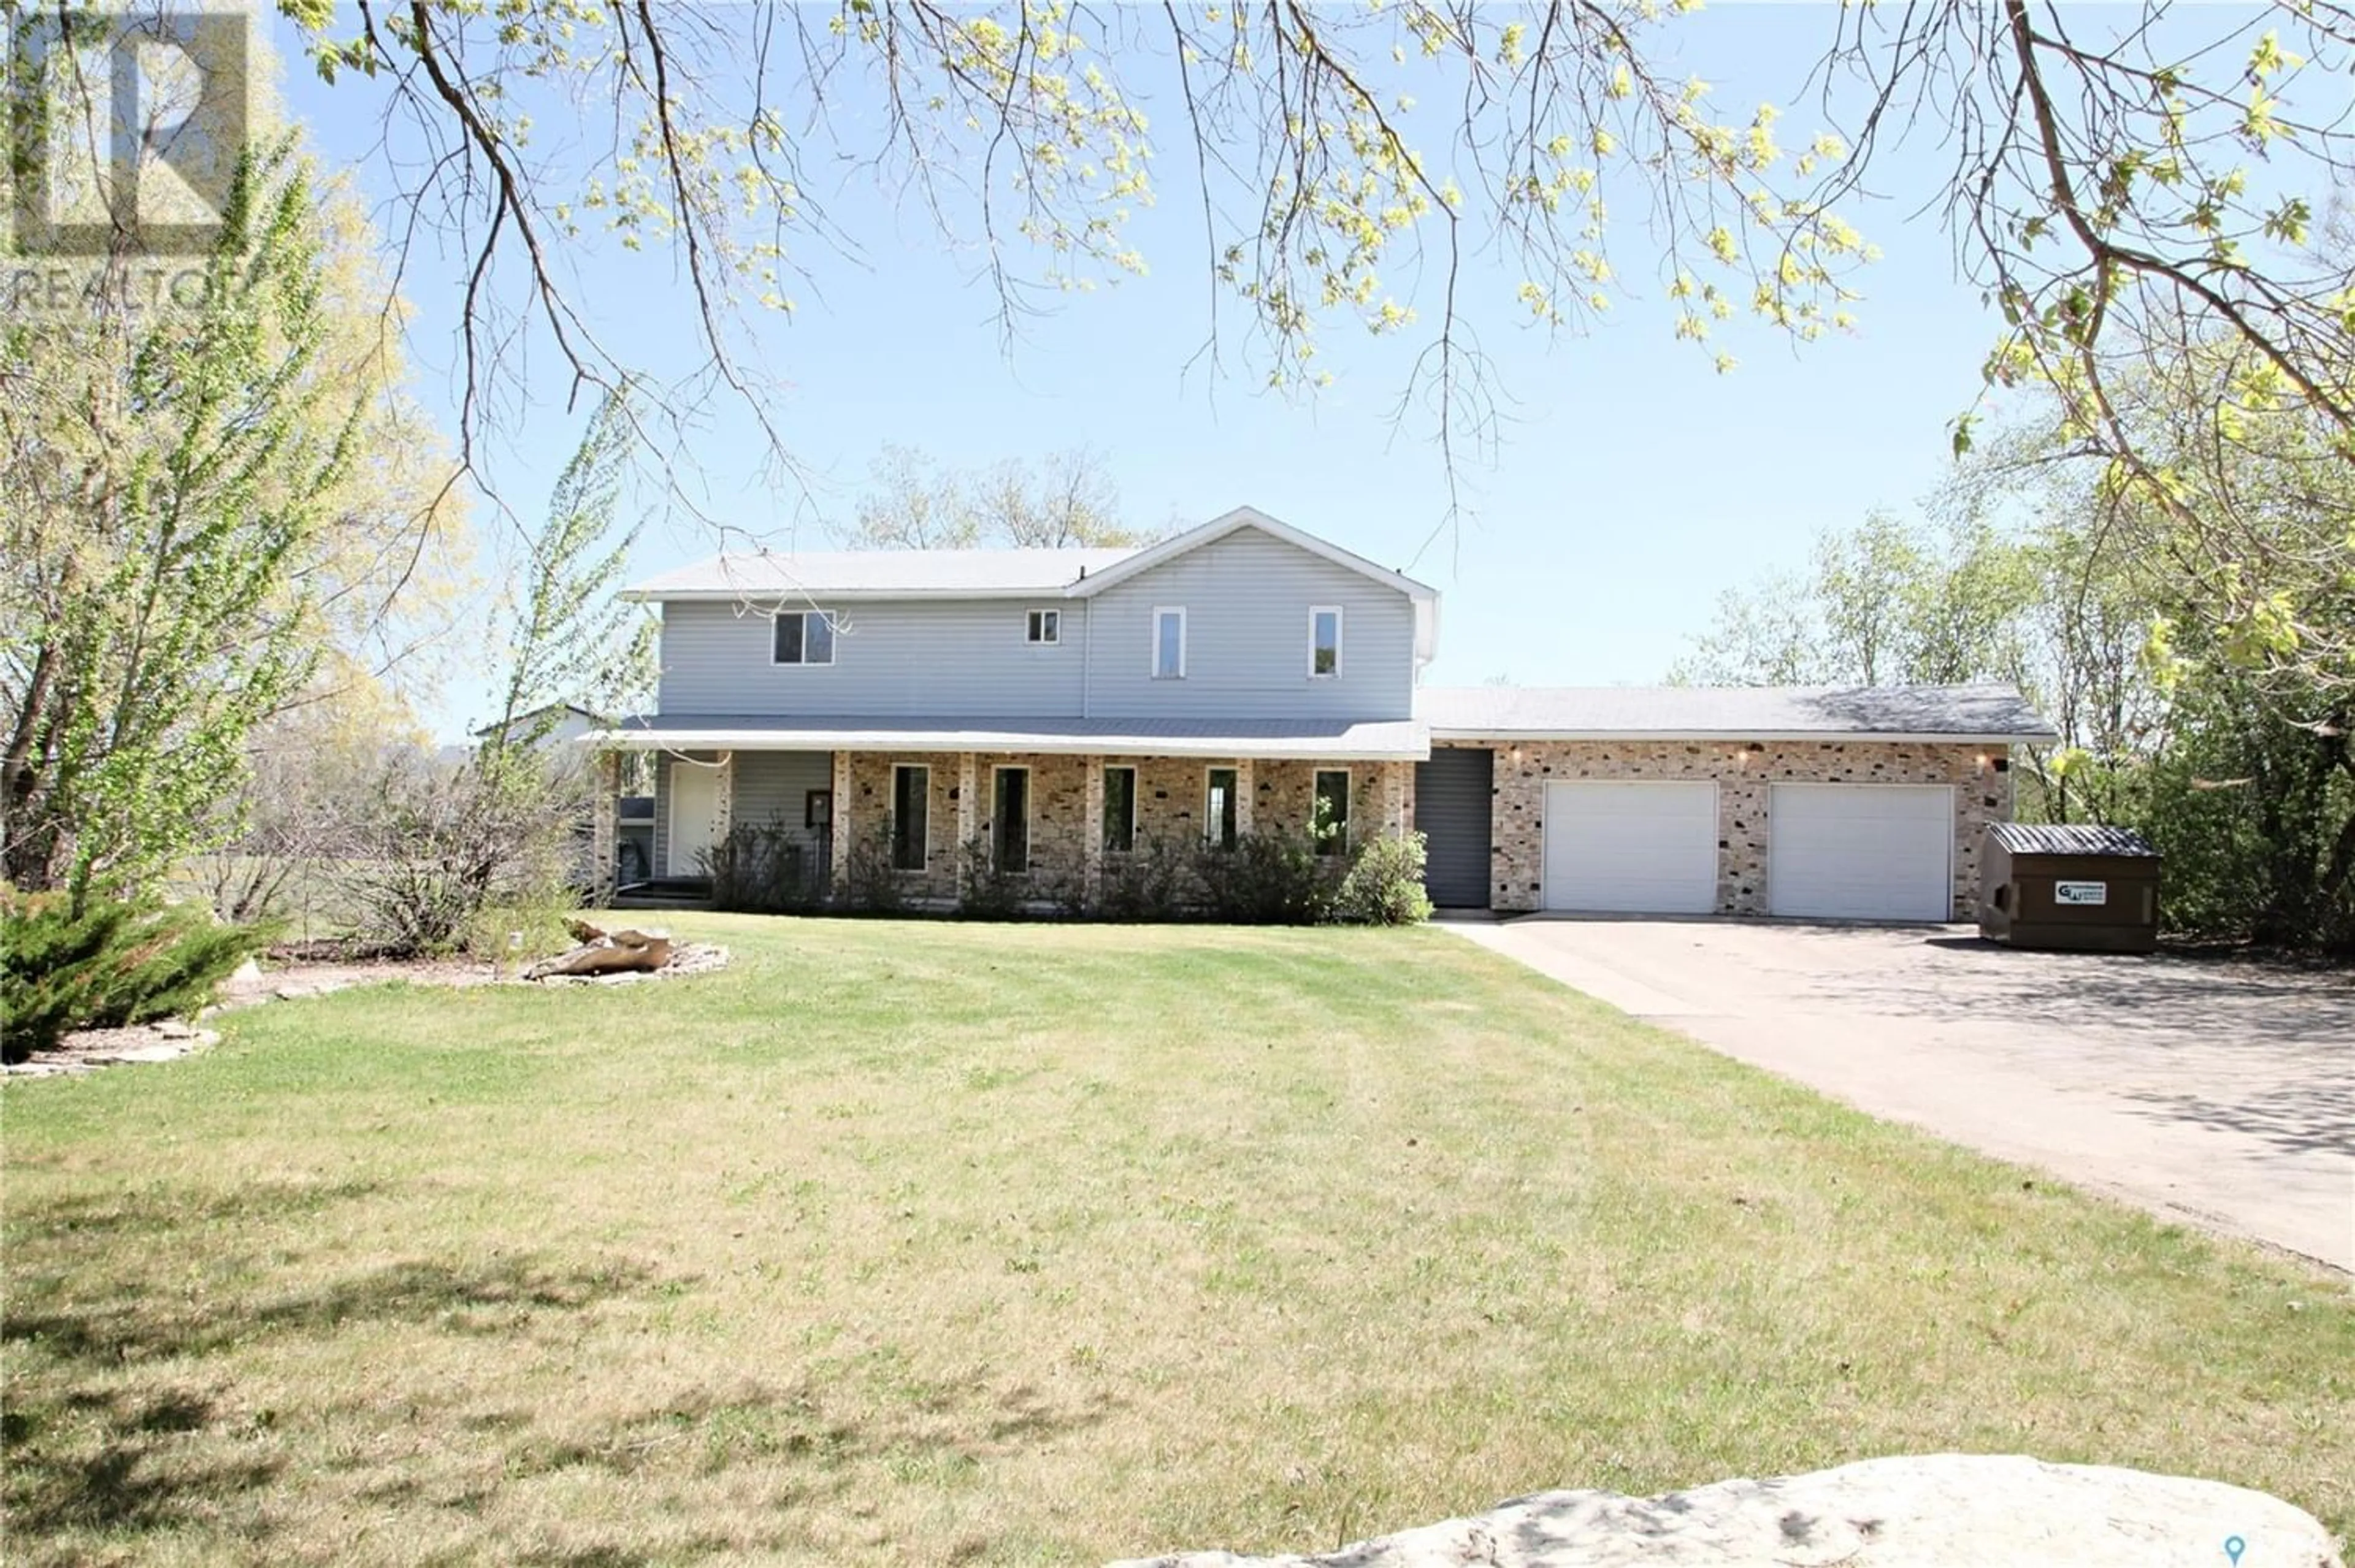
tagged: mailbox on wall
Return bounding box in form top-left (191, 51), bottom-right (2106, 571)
top-left (1979, 823), bottom-right (2162, 954)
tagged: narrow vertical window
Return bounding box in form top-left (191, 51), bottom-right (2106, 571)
top-left (891, 765), bottom-right (929, 871)
top-left (1103, 766), bottom-right (1137, 854)
top-left (1312, 769), bottom-right (1350, 856)
top-left (992, 767), bottom-right (1030, 872)
top-left (1206, 767), bottom-right (1239, 851)
top-left (1309, 606), bottom-right (1342, 678)
top-left (1153, 607), bottom-right (1187, 679)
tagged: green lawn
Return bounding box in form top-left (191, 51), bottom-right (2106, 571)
top-left (4, 916), bottom-right (2349, 1566)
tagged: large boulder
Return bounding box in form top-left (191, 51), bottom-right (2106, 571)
top-left (1111, 1455), bottom-right (2342, 1568)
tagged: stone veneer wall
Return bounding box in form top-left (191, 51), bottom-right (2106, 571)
top-left (971, 753), bottom-right (1090, 895)
top-left (1461, 739), bottom-right (2009, 918)
top-left (845, 751), bottom-right (964, 900)
top-left (1254, 760), bottom-right (1413, 854)
top-left (843, 751), bottom-right (1417, 903)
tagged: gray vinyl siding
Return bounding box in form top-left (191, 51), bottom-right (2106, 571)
top-left (731, 750), bottom-right (833, 828)
top-left (653, 751), bottom-right (834, 881)
top-left (657, 599), bottom-right (1086, 717)
top-left (1082, 530), bottom-right (1416, 720)
top-left (732, 751), bottom-right (835, 884)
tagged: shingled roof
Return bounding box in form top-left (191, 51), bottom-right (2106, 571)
top-left (622, 547), bottom-right (1135, 601)
top-left (1415, 683), bottom-right (2058, 743)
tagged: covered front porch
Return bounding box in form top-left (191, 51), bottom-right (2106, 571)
top-left (584, 715), bottom-right (1428, 911)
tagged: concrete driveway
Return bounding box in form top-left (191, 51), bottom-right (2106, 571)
top-left (1448, 917), bottom-right (2355, 1274)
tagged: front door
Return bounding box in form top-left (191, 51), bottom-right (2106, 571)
top-left (668, 762), bottom-right (721, 875)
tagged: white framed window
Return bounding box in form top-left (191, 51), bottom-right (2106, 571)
top-left (772, 610), bottom-right (835, 666)
top-left (1312, 768), bottom-right (1350, 857)
top-left (1309, 605), bottom-right (1343, 678)
top-left (1152, 606), bottom-right (1187, 679)
top-left (1026, 608), bottom-right (1061, 646)
top-left (1204, 767), bottom-right (1239, 850)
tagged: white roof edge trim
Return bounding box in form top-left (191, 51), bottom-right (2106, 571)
top-left (1069, 505), bottom-right (1438, 602)
top-left (581, 730), bottom-right (1430, 761)
top-left (1428, 729), bottom-right (2056, 744)
top-left (619, 584), bottom-right (1087, 605)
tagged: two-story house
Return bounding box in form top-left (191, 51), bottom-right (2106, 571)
top-left (591, 506), bottom-right (2056, 921)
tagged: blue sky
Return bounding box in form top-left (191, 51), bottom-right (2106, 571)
top-left (280, 6), bottom-right (2040, 739)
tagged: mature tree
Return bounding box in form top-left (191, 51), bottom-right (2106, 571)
top-left (1671, 511), bottom-right (2038, 692)
top-left (1, 143), bottom-right (377, 905)
top-left (337, 396), bottom-right (653, 955)
top-left (484, 389), bottom-right (653, 754)
top-left (843, 444), bottom-right (1154, 549)
top-left (1680, 430), bottom-right (2352, 947)
top-left (264, 1), bottom-right (2350, 541)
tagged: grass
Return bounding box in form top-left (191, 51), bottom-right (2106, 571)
top-left (4, 916), bottom-right (2349, 1567)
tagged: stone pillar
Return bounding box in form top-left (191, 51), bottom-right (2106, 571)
top-left (1379, 760), bottom-right (1409, 838)
top-left (713, 752), bottom-right (735, 846)
top-left (1083, 755), bottom-right (1106, 906)
top-left (589, 749), bottom-right (619, 907)
top-left (957, 753), bottom-right (978, 852)
top-left (1234, 758), bottom-right (1255, 835)
top-left (830, 749), bottom-right (853, 892)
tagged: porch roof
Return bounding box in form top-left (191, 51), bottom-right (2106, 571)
top-left (585, 713), bottom-right (1432, 762)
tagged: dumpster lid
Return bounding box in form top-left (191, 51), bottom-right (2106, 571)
top-left (1988, 822), bottom-right (2158, 857)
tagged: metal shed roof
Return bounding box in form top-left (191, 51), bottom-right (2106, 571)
top-left (1987, 822), bottom-right (2159, 857)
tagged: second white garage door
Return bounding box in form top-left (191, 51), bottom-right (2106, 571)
top-left (1542, 781), bottom-right (1718, 914)
top-left (1769, 783), bottom-right (1953, 922)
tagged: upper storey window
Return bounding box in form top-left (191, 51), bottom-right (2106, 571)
top-left (1309, 606), bottom-right (1343, 678)
top-left (772, 610), bottom-right (835, 665)
top-left (1152, 607), bottom-right (1187, 679)
top-left (1026, 609), bottom-right (1061, 645)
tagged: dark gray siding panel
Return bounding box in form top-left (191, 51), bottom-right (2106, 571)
top-left (1415, 747), bottom-right (1493, 908)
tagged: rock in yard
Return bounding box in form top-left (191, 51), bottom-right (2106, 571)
top-left (1109, 1455), bottom-right (2342, 1568)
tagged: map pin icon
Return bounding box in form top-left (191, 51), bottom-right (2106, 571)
top-left (2224, 1537), bottom-right (2246, 1566)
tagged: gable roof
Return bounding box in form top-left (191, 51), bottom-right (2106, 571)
top-left (1417, 683), bottom-right (2058, 743)
top-left (469, 702), bottom-right (607, 738)
top-left (615, 509), bottom-right (1441, 661)
top-left (1068, 505), bottom-right (1438, 603)
top-left (622, 546), bottom-right (1134, 602)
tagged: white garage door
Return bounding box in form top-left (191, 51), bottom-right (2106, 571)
top-left (1542, 781), bottom-right (1718, 914)
top-left (1769, 784), bottom-right (1953, 922)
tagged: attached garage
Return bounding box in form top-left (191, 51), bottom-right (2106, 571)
top-left (1542, 781), bottom-right (1718, 914)
top-left (1768, 783), bottom-right (1953, 922)
top-left (1414, 748), bottom-right (1495, 908)
top-left (1413, 683), bottom-right (2059, 919)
